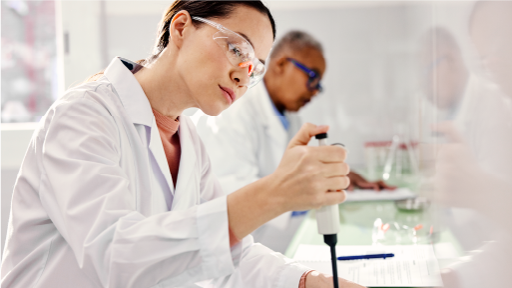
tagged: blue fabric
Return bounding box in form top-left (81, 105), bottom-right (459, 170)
top-left (291, 211), bottom-right (308, 217)
top-left (269, 96), bottom-right (289, 131)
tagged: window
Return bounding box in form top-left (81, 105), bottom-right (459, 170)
top-left (2, 0), bottom-right (58, 123)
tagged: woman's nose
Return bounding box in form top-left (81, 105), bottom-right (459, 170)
top-left (232, 67), bottom-right (251, 87)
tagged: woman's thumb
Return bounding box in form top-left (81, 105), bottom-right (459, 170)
top-left (287, 123), bottom-right (329, 149)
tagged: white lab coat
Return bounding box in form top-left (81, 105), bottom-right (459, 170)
top-left (0, 57), bottom-right (309, 288)
top-left (192, 82), bottom-right (304, 253)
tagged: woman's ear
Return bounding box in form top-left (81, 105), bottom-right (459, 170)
top-left (169, 10), bottom-right (193, 49)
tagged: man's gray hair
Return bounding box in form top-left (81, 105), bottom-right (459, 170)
top-left (270, 30), bottom-right (323, 58)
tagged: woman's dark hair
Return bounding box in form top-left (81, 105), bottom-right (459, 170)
top-left (147, 1), bottom-right (276, 65)
top-left (86, 0), bottom-right (275, 82)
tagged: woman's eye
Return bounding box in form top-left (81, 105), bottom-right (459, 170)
top-left (228, 43), bottom-right (242, 57)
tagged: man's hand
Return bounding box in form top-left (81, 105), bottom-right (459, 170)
top-left (346, 172), bottom-right (396, 191)
top-left (305, 271), bottom-right (366, 288)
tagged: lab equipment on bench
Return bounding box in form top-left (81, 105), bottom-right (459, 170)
top-left (382, 135), bottom-right (419, 181)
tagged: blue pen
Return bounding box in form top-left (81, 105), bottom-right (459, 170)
top-left (337, 253), bottom-right (395, 261)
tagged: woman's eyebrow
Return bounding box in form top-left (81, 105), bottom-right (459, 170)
top-left (236, 31), bottom-right (266, 65)
top-left (236, 31), bottom-right (253, 47)
top-left (235, 32), bottom-right (265, 65)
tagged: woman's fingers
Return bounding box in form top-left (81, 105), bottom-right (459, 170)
top-left (279, 123), bottom-right (354, 211)
top-left (312, 145), bottom-right (348, 163)
top-left (323, 176), bottom-right (350, 192)
top-left (320, 162), bottom-right (350, 178)
top-left (322, 189), bottom-right (347, 206)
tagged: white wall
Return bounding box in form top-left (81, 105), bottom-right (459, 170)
top-left (60, 1), bottom-right (106, 89)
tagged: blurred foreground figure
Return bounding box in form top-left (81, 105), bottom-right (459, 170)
top-left (434, 1), bottom-right (512, 287)
top-left (418, 27), bottom-right (469, 123)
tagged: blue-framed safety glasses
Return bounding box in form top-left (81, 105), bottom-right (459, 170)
top-left (286, 58), bottom-right (322, 92)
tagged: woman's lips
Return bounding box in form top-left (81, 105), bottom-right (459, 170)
top-left (219, 86), bottom-right (235, 104)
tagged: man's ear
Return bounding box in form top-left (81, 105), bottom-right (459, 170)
top-left (169, 10), bottom-right (193, 49)
top-left (272, 56), bottom-right (289, 74)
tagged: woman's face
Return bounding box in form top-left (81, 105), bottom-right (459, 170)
top-left (175, 6), bottom-right (274, 116)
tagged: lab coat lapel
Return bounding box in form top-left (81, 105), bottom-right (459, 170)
top-left (148, 118), bottom-right (176, 195)
top-left (104, 57), bottom-right (155, 216)
top-left (172, 119), bottom-right (199, 210)
top-left (256, 84), bottom-right (288, 157)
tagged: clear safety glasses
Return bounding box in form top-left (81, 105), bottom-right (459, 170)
top-left (192, 16), bottom-right (266, 88)
top-left (286, 58), bottom-right (323, 92)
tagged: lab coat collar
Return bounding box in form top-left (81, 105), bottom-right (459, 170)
top-left (172, 117), bottom-right (198, 210)
top-left (104, 57), bottom-right (153, 127)
top-left (105, 58), bottom-right (177, 200)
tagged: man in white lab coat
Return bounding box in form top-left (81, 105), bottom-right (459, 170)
top-left (193, 31), bottom-right (393, 253)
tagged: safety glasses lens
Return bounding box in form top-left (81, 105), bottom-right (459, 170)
top-left (213, 31), bottom-right (266, 81)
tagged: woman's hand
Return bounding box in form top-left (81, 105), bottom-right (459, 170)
top-left (305, 271), bottom-right (366, 288)
top-left (268, 123), bottom-right (350, 212)
top-left (227, 123), bottom-right (350, 240)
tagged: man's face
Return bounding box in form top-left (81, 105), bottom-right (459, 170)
top-left (275, 47), bottom-right (326, 112)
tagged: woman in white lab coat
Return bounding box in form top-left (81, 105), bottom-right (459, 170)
top-left (1, 1), bottom-right (359, 288)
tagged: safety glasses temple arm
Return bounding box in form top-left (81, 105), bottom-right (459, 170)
top-left (287, 58), bottom-right (317, 77)
top-left (192, 16), bottom-right (227, 32)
